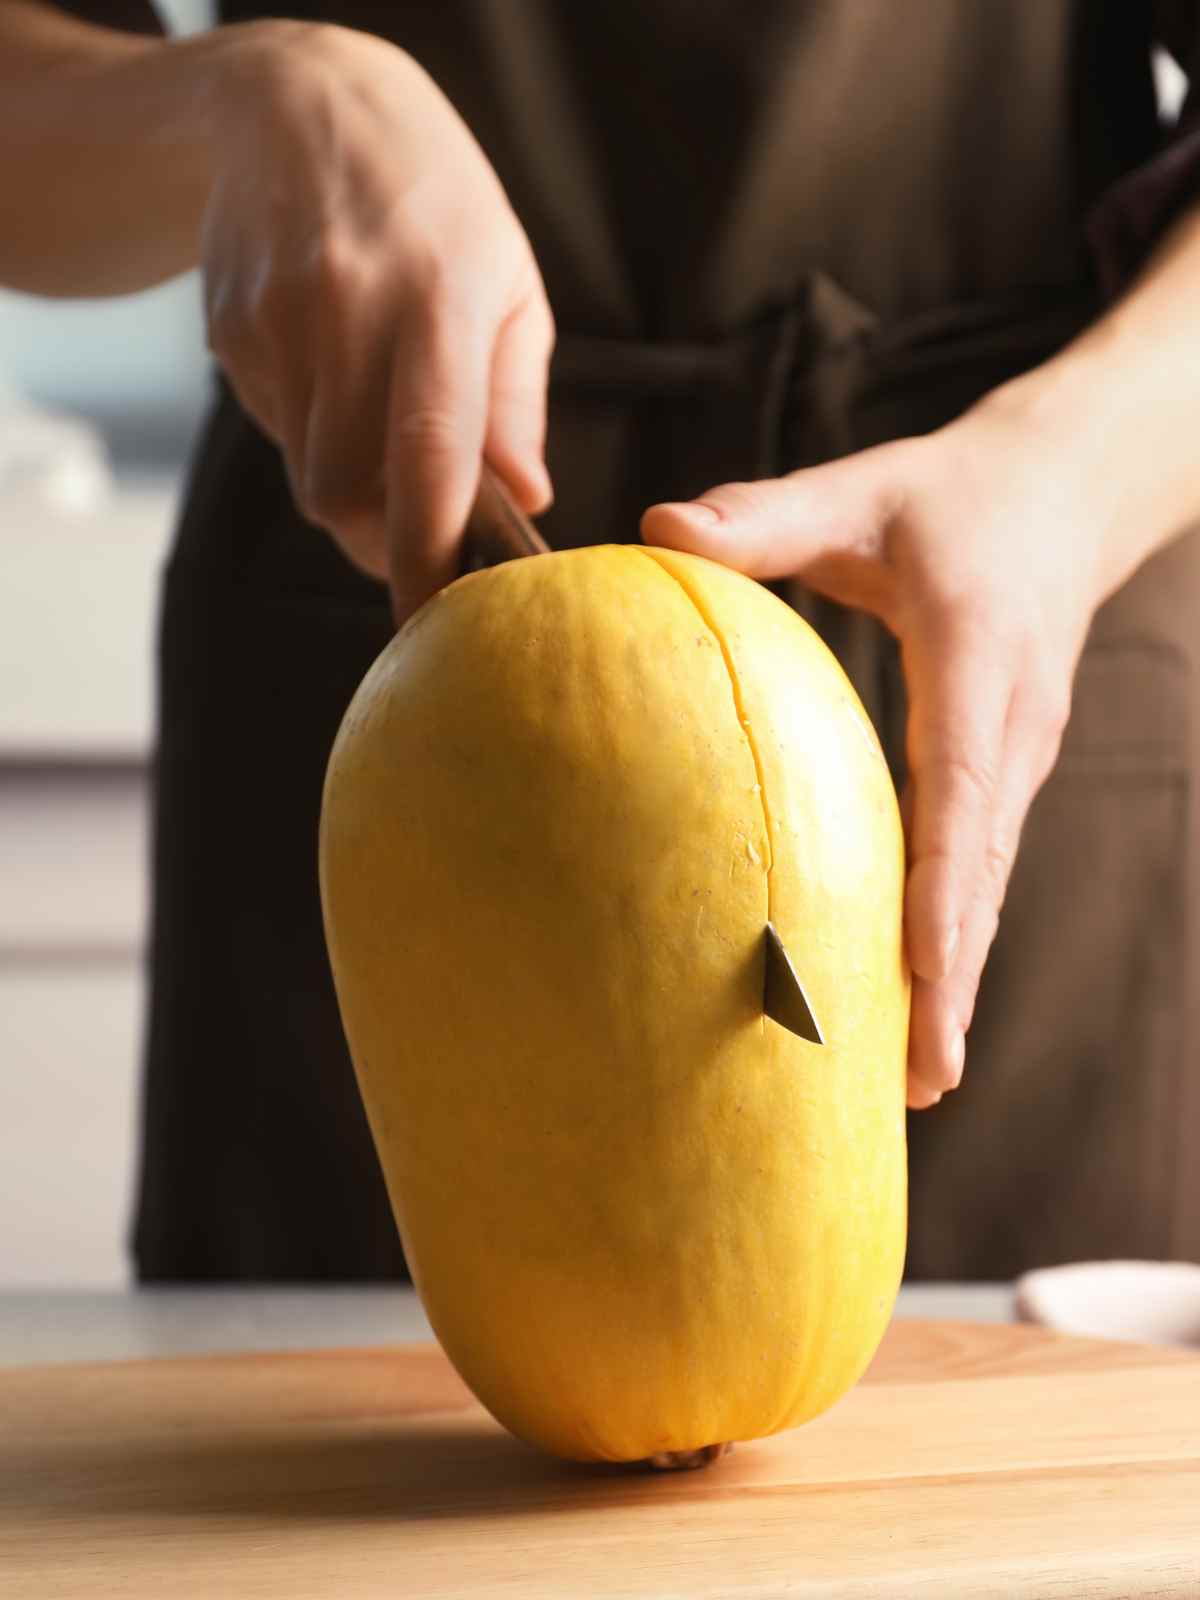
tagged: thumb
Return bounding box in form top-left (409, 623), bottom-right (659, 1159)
top-left (640, 441), bottom-right (913, 584)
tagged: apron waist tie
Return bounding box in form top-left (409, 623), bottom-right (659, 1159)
top-left (549, 305), bottom-right (806, 484)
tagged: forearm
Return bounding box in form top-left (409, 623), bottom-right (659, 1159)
top-left (975, 200), bottom-right (1200, 600)
top-left (0, 2), bottom-right (294, 296)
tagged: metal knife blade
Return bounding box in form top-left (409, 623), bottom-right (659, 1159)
top-left (463, 465), bottom-right (550, 570)
top-left (763, 922), bottom-right (825, 1044)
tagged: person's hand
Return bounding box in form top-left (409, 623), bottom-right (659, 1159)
top-left (642, 394), bottom-right (1118, 1109)
top-left (201, 22), bottom-right (554, 619)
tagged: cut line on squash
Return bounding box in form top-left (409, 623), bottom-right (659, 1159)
top-left (638, 545), bottom-right (775, 908)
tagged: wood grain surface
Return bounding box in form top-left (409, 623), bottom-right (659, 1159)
top-left (1, 1320), bottom-right (1197, 1598)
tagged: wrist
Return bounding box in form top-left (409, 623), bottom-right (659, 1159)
top-left (967, 205), bottom-right (1200, 603)
top-left (965, 334), bottom-right (1183, 604)
top-left (150, 22), bottom-right (330, 238)
top-left (0, 23), bottom-right (212, 294)
top-left (0, 15), bottom-right (322, 297)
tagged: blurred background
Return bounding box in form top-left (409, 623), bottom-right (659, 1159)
top-left (0, 0), bottom-right (211, 1288)
top-left (0, 28), bottom-right (1189, 1288)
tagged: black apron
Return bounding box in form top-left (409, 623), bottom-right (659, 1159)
top-left (76, 0), bottom-right (1200, 1278)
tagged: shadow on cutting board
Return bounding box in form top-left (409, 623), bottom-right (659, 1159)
top-left (11, 1415), bottom-right (761, 1527)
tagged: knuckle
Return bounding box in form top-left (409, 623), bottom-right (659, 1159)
top-left (409, 243), bottom-right (454, 305)
top-left (408, 249), bottom-right (469, 317)
top-left (309, 228), bottom-right (363, 299)
top-left (918, 585), bottom-right (991, 636)
top-left (436, 282), bottom-right (487, 341)
top-left (391, 405), bottom-right (463, 458)
top-left (402, 269), bottom-right (487, 360)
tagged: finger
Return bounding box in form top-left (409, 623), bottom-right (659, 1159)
top-left (906, 1068), bottom-right (944, 1112)
top-left (640, 442), bottom-right (912, 591)
top-left (206, 252), bottom-right (317, 496)
top-left (906, 693), bottom-right (1061, 1096)
top-left (906, 920), bottom-right (978, 1100)
top-left (484, 288), bottom-right (555, 515)
top-left (937, 687), bottom-right (1065, 1024)
top-left (204, 252), bottom-right (286, 443)
top-left (899, 777), bottom-right (915, 853)
top-left (300, 383), bottom-right (388, 579)
top-left (293, 283), bottom-right (393, 577)
top-left (385, 291), bottom-right (492, 623)
top-left (902, 616), bottom-right (1014, 985)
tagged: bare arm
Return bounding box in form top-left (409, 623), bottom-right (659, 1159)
top-left (0, 0), bottom-right (245, 294)
top-left (988, 200), bottom-right (1200, 596)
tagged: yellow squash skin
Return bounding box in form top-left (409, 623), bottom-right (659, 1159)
top-left (319, 545), bottom-right (909, 1462)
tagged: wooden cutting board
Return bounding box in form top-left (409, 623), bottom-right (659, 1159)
top-left (2, 1320), bottom-right (1198, 1598)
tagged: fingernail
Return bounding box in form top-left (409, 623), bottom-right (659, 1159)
top-left (940, 922), bottom-right (960, 977)
top-left (661, 501), bottom-right (718, 524)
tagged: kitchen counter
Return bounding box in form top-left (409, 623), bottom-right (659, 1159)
top-left (0, 1284), bottom-right (1013, 1366)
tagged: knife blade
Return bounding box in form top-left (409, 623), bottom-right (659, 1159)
top-left (763, 922), bottom-right (824, 1044)
top-left (463, 465), bottom-right (550, 568)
